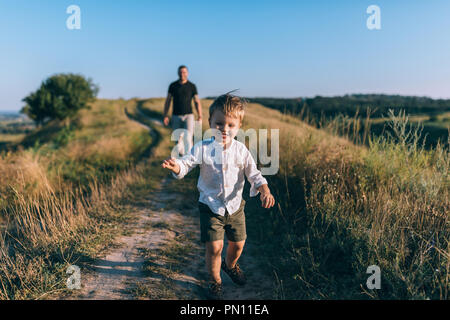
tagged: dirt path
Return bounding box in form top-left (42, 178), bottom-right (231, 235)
top-left (64, 110), bottom-right (275, 300)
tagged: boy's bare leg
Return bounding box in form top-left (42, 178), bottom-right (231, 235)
top-left (205, 240), bottom-right (224, 283)
top-left (225, 240), bottom-right (246, 269)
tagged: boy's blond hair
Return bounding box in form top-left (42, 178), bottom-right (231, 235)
top-left (209, 92), bottom-right (246, 124)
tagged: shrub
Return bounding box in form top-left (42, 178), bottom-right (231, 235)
top-left (21, 73), bottom-right (99, 126)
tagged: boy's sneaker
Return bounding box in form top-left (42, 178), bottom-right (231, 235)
top-left (206, 281), bottom-right (224, 300)
top-left (221, 259), bottom-right (247, 286)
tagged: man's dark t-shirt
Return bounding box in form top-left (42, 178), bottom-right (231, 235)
top-left (168, 80), bottom-right (198, 115)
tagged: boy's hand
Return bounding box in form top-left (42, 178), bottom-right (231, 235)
top-left (162, 157), bottom-right (180, 175)
top-left (258, 184), bottom-right (275, 209)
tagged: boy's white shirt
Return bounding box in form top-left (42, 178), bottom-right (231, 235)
top-left (172, 137), bottom-right (268, 216)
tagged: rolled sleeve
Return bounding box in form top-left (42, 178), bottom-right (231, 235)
top-left (244, 150), bottom-right (268, 197)
top-left (172, 158), bottom-right (186, 179)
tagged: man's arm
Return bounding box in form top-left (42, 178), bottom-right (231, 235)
top-left (193, 94), bottom-right (202, 122)
top-left (163, 92), bottom-right (172, 126)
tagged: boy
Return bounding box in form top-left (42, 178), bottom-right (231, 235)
top-left (162, 93), bottom-right (275, 299)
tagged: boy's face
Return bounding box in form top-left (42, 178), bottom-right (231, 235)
top-left (209, 110), bottom-right (241, 145)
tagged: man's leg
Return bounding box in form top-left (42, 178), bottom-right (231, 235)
top-left (205, 240), bottom-right (224, 283)
top-left (171, 115), bottom-right (186, 156)
top-left (225, 240), bottom-right (246, 269)
top-left (184, 114), bottom-right (194, 155)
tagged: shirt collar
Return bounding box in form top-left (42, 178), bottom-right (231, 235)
top-left (211, 136), bottom-right (235, 152)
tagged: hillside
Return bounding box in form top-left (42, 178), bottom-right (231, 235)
top-left (246, 94), bottom-right (450, 118)
top-left (138, 98), bottom-right (449, 299)
top-left (1, 97), bottom-right (448, 299)
top-left (0, 99), bottom-right (154, 299)
top-left (244, 95), bottom-right (450, 149)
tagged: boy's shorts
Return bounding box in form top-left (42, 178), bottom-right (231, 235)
top-left (198, 199), bottom-right (247, 243)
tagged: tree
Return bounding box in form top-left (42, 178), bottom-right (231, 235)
top-left (21, 73), bottom-right (99, 126)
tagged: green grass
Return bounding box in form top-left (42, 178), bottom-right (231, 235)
top-left (310, 109), bottom-right (449, 149)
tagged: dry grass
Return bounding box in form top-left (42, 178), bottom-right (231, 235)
top-left (140, 97), bottom-right (449, 299)
top-left (253, 107), bottom-right (449, 299)
top-left (0, 99), bottom-right (154, 299)
top-left (2, 95), bottom-right (447, 300)
top-left (0, 134), bottom-right (26, 143)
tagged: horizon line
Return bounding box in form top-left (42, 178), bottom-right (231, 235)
top-left (3, 92), bottom-right (450, 112)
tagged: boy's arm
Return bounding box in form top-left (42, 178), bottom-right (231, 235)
top-left (244, 150), bottom-right (268, 197)
top-left (257, 183), bottom-right (271, 195)
top-left (171, 142), bottom-right (201, 180)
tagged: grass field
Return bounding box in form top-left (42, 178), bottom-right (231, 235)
top-left (0, 115), bottom-right (34, 152)
top-left (139, 98), bottom-right (449, 299)
top-left (308, 109), bottom-right (449, 149)
top-left (368, 111), bottom-right (449, 149)
top-left (0, 97), bottom-right (448, 299)
top-left (0, 99), bottom-right (154, 299)
top-left (250, 97), bottom-right (450, 149)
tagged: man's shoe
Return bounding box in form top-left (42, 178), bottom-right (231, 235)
top-left (207, 281), bottom-right (224, 300)
top-left (221, 259), bottom-right (247, 286)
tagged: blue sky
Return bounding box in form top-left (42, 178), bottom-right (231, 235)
top-left (1, 0), bottom-right (449, 111)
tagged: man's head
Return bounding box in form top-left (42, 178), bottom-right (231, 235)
top-left (208, 93), bottom-right (246, 145)
top-left (178, 65), bottom-right (188, 82)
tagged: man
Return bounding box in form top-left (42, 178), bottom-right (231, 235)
top-left (163, 65), bottom-right (202, 156)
